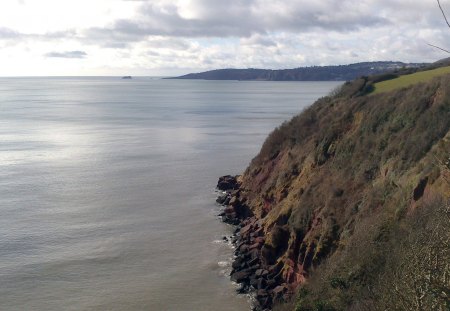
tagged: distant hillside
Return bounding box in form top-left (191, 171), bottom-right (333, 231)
top-left (169, 61), bottom-right (427, 81)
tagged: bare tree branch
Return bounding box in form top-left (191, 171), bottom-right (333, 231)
top-left (428, 43), bottom-right (450, 53)
top-left (437, 0), bottom-right (450, 29)
top-left (430, 1), bottom-right (450, 54)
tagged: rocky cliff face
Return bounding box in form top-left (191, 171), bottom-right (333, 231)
top-left (218, 74), bottom-right (450, 310)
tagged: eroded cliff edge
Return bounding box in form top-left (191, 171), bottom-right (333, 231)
top-left (218, 73), bottom-right (450, 311)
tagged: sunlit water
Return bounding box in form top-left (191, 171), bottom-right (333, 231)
top-left (0, 77), bottom-right (341, 311)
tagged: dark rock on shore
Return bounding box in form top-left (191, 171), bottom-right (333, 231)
top-left (216, 175), bottom-right (291, 311)
top-left (217, 175), bottom-right (240, 191)
top-left (216, 193), bottom-right (230, 205)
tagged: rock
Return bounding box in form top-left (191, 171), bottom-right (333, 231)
top-left (224, 205), bottom-right (235, 214)
top-left (223, 196), bottom-right (231, 205)
top-left (249, 264), bottom-right (260, 272)
top-left (255, 269), bottom-right (269, 278)
top-left (261, 244), bottom-right (277, 265)
top-left (249, 242), bottom-right (262, 250)
top-left (254, 236), bottom-right (265, 244)
top-left (217, 175), bottom-right (239, 191)
top-left (256, 289), bottom-right (269, 298)
top-left (238, 244), bottom-right (249, 253)
top-left (266, 279), bottom-right (277, 289)
top-left (255, 269), bottom-right (264, 277)
top-left (232, 256), bottom-right (245, 270)
top-left (248, 248), bottom-right (260, 261)
top-left (257, 278), bottom-right (268, 289)
top-left (216, 193), bottom-right (228, 204)
top-left (250, 277), bottom-right (259, 288)
top-left (231, 270), bottom-right (251, 284)
top-left (248, 257), bottom-right (259, 266)
top-left (236, 283), bottom-right (247, 294)
top-left (269, 261), bottom-right (284, 275)
top-left (229, 196), bottom-right (239, 207)
top-left (273, 285), bottom-right (287, 295)
top-left (260, 299), bottom-right (272, 310)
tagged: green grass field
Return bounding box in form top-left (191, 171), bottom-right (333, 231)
top-left (372, 66), bottom-right (450, 95)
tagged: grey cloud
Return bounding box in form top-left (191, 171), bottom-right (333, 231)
top-left (45, 51), bottom-right (87, 58)
top-left (242, 35), bottom-right (277, 47)
top-left (146, 38), bottom-right (191, 50)
top-left (0, 27), bottom-right (21, 39)
top-left (83, 3), bottom-right (259, 47)
top-left (41, 30), bottom-right (78, 39)
top-left (0, 27), bottom-right (77, 42)
top-left (83, 0), bottom-right (389, 47)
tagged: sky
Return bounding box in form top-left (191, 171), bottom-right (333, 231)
top-left (0, 0), bottom-right (449, 76)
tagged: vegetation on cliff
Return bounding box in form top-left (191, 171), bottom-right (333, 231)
top-left (220, 64), bottom-right (450, 310)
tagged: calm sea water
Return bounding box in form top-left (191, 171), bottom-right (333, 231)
top-left (0, 77), bottom-right (341, 311)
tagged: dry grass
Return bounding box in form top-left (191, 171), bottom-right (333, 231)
top-left (372, 66), bottom-right (450, 94)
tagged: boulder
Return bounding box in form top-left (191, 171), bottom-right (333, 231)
top-left (255, 269), bottom-right (269, 278)
top-left (273, 285), bottom-right (287, 295)
top-left (216, 193), bottom-right (228, 204)
top-left (261, 244), bottom-right (277, 265)
top-left (232, 256), bottom-right (245, 270)
top-left (217, 175), bottom-right (239, 191)
top-left (257, 278), bottom-right (268, 290)
top-left (231, 270), bottom-right (251, 284)
top-left (236, 283), bottom-right (248, 294)
top-left (240, 223), bottom-right (253, 235)
top-left (256, 289), bottom-right (269, 298)
top-left (250, 276), bottom-right (259, 288)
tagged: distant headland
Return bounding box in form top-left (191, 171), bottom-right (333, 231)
top-left (167, 61), bottom-right (427, 81)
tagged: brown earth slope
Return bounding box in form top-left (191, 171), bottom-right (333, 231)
top-left (220, 73), bottom-right (450, 310)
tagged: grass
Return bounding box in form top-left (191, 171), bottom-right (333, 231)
top-left (372, 66), bottom-right (450, 94)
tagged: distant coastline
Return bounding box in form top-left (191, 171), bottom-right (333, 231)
top-left (167, 61), bottom-right (427, 81)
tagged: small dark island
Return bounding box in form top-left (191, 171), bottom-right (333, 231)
top-left (121, 76), bottom-right (132, 79)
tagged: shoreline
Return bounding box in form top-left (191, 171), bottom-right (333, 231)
top-left (216, 175), bottom-right (292, 311)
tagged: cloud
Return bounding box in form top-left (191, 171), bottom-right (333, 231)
top-left (0, 27), bottom-right (20, 39)
top-left (241, 35), bottom-right (277, 47)
top-left (82, 0), bottom-right (388, 45)
top-left (0, 28), bottom-right (77, 42)
top-left (1, 0), bottom-right (450, 75)
top-left (44, 51), bottom-right (87, 58)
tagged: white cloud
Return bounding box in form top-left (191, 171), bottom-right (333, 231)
top-left (0, 0), bottom-right (449, 75)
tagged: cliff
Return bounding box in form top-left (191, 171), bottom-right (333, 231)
top-left (218, 67), bottom-right (450, 310)
top-left (170, 62), bottom-right (426, 81)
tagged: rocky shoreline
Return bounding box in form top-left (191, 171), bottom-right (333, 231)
top-left (216, 175), bottom-right (292, 311)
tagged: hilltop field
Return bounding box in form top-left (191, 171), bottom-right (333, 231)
top-left (373, 65), bottom-right (450, 94)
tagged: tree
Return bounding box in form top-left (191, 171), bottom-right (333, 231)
top-left (429, 0), bottom-right (450, 53)
top-left (373, 196), bottom-right (450, 311)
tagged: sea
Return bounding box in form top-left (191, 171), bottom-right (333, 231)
top-left (0, 77), bottom-right (341, 311)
